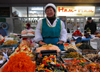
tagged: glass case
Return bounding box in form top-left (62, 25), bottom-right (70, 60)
top-left (13, 17), bottom-right (44, 34)
top-left (27, 18), bottom-right (43, 30)
top-left (12, 6), bottom-right (44, 34)
top-left (66, 17), bottom-right (85, 33)
top-left (76, 18), bottom-right (84, 33)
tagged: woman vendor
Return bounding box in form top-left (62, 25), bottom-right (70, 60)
top-left (35, 3), bottom-right (67, 50)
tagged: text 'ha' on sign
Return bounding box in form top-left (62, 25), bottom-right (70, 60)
top-left (57, 6), bottom-right (95, 16)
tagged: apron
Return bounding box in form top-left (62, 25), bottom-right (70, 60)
top-left (40, 18), bottom-right (64, 51)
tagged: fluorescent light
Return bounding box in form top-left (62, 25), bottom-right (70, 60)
top-left (31, 7), bottom-right (43, 10)
top-left (29, 11), bottom-right (36, 13)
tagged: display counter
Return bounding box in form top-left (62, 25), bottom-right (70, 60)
top-left (67, 38), bottom-right (90, 45)
top-left (0, 37), bottom-right (100, 72)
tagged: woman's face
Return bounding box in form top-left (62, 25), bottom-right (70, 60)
top-left (46, 7), bottom-right (55, 17)
top-left (26, 25), bottom-right (28, 29)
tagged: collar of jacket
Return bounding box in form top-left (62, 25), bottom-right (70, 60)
top-left (47, 16), bottom-right (56, 24)
top-left (87, 20), bottom-right (94, 24)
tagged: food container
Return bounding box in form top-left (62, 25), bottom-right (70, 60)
top-left (0, 59), bottom-right (7, 68)
top-left (63, 58), bottom-right (74, 64)
top-left (87, 63), bottom-right (100, 72)
top-left (35, 50), bottom-right (60, 61)
top-left (0, 40), bottom-right (19, 49)
top-left (65, 63), bottom-right (91, 72)
top-left (84, 53), bottom-right (100, 63)
top-left (35, 53), bottom-right (67, 72)
top-left (61, 50), bottom-right (66, 54)
top-left (21, 35), bottom-right (35, 38)
top-left (61, 52), bottom-right (83, 59)
top-left (81, 49), bottom-right (97, 55)
top-left (64, 57), bottom-right (91, 72)
top-left (0, 54), bottom-right (36, 72)
top-left (0, 46), bottom-right (16, 68)
top-left (0, 44), bottom-right (18, 67)
top-left (0, 44), bottom-right (18, 49)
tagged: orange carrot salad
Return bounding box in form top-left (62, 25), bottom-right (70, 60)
top-left (2, 52), bottom-right (35, 72)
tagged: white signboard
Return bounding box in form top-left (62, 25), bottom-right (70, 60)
top-left (57, 6), bottom-right (95, 16)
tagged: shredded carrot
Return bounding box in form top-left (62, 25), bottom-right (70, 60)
top-left (2, 52), bottom-right (35, 72)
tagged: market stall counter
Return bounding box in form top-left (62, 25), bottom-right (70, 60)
top-left (67, 38), bottom-right (90, 45)
top-left (0, 38), bottom-right (100, 72)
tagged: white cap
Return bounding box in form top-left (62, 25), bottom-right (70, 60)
top-left (44, 3), bottom-right (56, 12)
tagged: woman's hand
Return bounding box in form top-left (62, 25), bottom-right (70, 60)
top-left (57, 41), bottom-right (64, 44)
top-left (39, 41), bottom-right (47, 45)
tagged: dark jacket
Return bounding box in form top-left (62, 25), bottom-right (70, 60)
top-left (0, 27), bottom-right (6, 37)
top-left (84, 20), bottom-right (96, 34)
